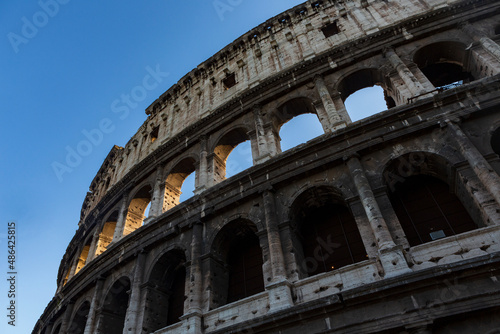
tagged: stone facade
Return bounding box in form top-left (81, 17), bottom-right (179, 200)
top-left (34, 0), bottom-right (500, 333)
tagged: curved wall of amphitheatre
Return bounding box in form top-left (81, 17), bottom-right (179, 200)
top-left (35, 0), bottom-right (500, 333)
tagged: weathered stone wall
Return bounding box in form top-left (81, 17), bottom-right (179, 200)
top-left (34, 0), bottom-right (500, 333)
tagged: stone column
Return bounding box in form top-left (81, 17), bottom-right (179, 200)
top-left (461, 23), bottom-right (500, 62)
top-left (149, 167), bottom-right (165, 218)
top-left (59, 301), bottom-right (75, 334)
top-left (187, 221), bottom-right (203, 313)
top-left (385, 47), bottom-right (427, 96)
top-left (314, 75), bottom-right (349, 130)
top-left (112, 193), bottom-right (130, 242)
top-left (331, 91), bottom-right (352, 124)
top-left (123, 252), bottom-right (146, 334)
top-left (83, 278), bottom-right (104, 334)
top-left (262, 189), bottom-right (294, 311)
top-left (253, 105), bottom-right (280, 163)
top-left (195, 136), bottom-right (209, 194)
top-left (345, 155), bottom-right (411, 277)
top-left (446, 120), bottom-right (500, 207)
top-left (181, 221), bottom-right (204, 334)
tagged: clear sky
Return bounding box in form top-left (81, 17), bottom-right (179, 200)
top-left (0, 1), bottom-right (386, 333)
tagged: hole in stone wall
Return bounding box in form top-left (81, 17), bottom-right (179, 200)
top-left (280, 114), bottom-right (324, 151)
top-left (214, 128), bottom-right (252, 182)
top-left (98, 277), bottom-right (130, 334)
top-left (223, 73), bottom-right (236, 90)
top-left (225, 141), bottom-right (252, 178)
top-left (179, 172), bottom-right (195, 203)
top-left (322, 22), bottom-right (340, 38)
top-left (388, 175), bottom-right (478, 247)
top-left (344, 86), bottom-right (388, 122)
top-left (495, 25), bottom-right (500, 35)
top-left (150, 126), bottom-right (159, 143)
top-left (414, 41), bottom-right (474, 89)
top-left (143, 250), bottom-right (186, 332)
top-left (68, 301), bottom-right (90, 334)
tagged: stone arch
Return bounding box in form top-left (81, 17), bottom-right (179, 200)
top-left (413, 41), bottom-right (474, 89)
top-left (95, 210), bottom-right (119, 257)
top-left (337, 68), bottom-right (396, 116)
top-left (164, 157), bottom-right (197, 210)
top-left (74, 234), bottom-right (93, 275)
top-left (68, 300), bottom-right (90, 334)
top-left (209, 219), bottom-right (265, 307)
top-left (274, 97), bottom-right (320, 132)
top-left (383, 152), bottom-right (479, 247)
top-left (212, 126), bottom-right (253, 183)
top-left (124, 183), bottom-right (153, 236)
top-left (97, 276), bottom-right (131, 334)
top-left (51, 322), bottom-right (62, 334)
top-left (142, 249), bottom-right (187, 332)
top-left (289, 185), bottom-right (367, 278)
top-left (273, 97), bottom-right (325, 152)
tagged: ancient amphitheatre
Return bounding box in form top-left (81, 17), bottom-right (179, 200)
top-left (34, 0), bottom-right (500, 333)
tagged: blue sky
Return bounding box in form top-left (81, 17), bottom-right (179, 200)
top-left (0, 1), bottom-right (386, 333)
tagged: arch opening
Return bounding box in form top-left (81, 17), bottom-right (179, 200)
top-left (68, 301), bottom-right (90, 334)
top-left (491, 127), bottom-right (500, 156)
top-left (388, 174), bottom-right (478, 247)
top-left (339, 69), bottom-right (394, 122)
top-left (213, 128), bottom-right (252, 182)
top-left (276, 98), bottom-right (324, 152)
top-left (52, 324), bottom-right (61, 334)
top-left (95, 211), bottom-right (118, 257)
top-left (165, 158), bottom-right (197, 209)
top-left (124, 185), bottom-right (152, 236)
top-left (210, 220), bottom-right (264, 307)
top-left (291, 186), bottom-right (367, 278)
top-left (74, 238), bottom-right (92, 275)
top-left (142, 250), bottom-right (186, 332)
top-left (414, 41), bottom-right (474, 90)
top-left (98, 277), bottom-right (131, 334)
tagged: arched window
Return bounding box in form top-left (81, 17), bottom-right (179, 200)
top-left (124, 185), bottom-right (152, 236)
top-left (291, 187), bottom-right (367, 277)
top-left (491, 127), bottom-right (500, 156)
top-left (388, 175), bottom-right (478, 247)
top-left (213, 128), bottom-right (252, 182)
top-left (210, 220), bottom-right (264, 307)
top-left (414, 41), bottom-right (474, 90)
top-left (98, 277), bottom-right (130, 334)
top-left (74, 238), bottom-right (92, 275)
top-left (276, 97), bottom-right (324, 152)
top-left (95, 211), bottom-right (118, 257)
top-left (52, 323), bottom-right (61, 334)
top-left (344, 86), bottom-right (390, 122)
top-left (68, 301), bottom-right (90, 334)
top-left (339, 69), bottom-right (395, 122)
top-left (165, 158), bottom-right (197, 209)
top-left (142, 250), bottom-right (186, 332)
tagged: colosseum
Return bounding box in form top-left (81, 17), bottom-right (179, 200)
top-left (34, 0), bottom-right (500, 333)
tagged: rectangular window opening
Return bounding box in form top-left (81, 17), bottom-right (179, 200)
top-left (223, 73), bottom-right (236, 90)
top-left (150, 126), bottom-right (159, 143)
top-left (322, 22), bottom-right (340, 38)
